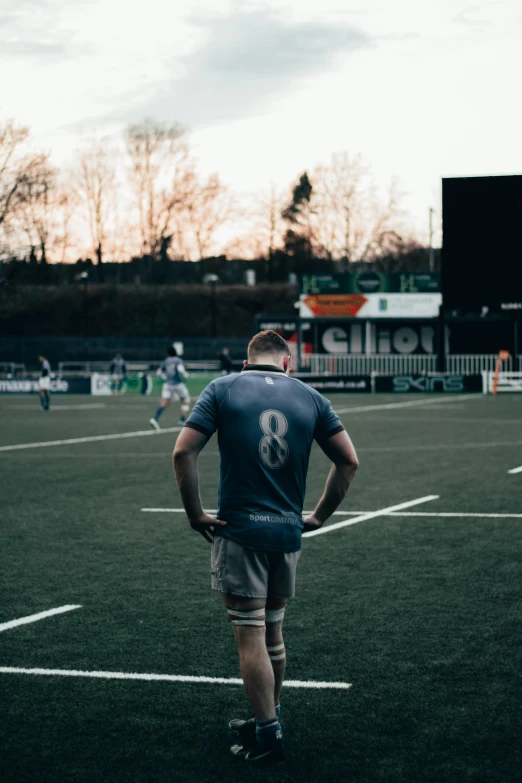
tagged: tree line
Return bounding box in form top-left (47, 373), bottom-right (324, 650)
top-left (0, 118), bottom-right (422, 268)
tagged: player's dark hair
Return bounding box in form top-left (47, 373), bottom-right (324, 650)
top-left (248, 330), bottom-right (290, 359)
top-left (168, 346), bottom-right (177, 357)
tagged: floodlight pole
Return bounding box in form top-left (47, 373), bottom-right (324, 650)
top-left (437, 304), bottom-right (445, 372)
top-left (429, 208), bottom-right (435, 272)
top-left (297, 319), bottom-right (303, 372)
top-left (206, 275), bottom-right (219, 339)
top-left (80, 272), bottom-right (89, 340)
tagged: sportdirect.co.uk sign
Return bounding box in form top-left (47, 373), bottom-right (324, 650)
top-left (295, 374), bottom-right (371, 393)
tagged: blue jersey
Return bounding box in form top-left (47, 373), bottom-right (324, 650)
top-left (110, 357), bottom-right (126, 376)
top-left (160, 357), bottom-right (185, 385)
top-left (185, 365), bottom-right (344, 553)
top-left (41, 360), bottom-right (51, 377)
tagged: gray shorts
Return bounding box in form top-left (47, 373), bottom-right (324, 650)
top-left (211, 535), bottom-right (301, 599)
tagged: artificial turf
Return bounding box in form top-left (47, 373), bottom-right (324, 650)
top-left (1, 392), bottom-right (521, 782)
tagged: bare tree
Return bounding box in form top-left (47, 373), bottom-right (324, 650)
top-left (186, 173), bottom-right (234, 260)
top-left (310, 153), bottom-right (369, 262)
top-left (75, 139), bottom-right (117, 267)
top-left (258, 184), bottom-right (286, 259)
top-left (0, 120), bottom-right (47, 234)
top-left (54, 183), bottom-right (79, 264)
top-left (125, 119), bottom-right (195, 259)
top-left (15, 155), bottom-right (58, 263)
top-left (310, 153), bottom-right (413, 264)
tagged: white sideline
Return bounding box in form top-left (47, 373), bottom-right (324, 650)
top-left (303, 495), bottom-right (439, 538)
top-left (0, 605), bottom-right (81, 633)
top-left (0, 667), bottom-right (351, 690)
top-left (335, 394), bottom-right (478, 415)
top-left (0, 427), bottom-right (181, 452)
top-left (5, 404), bottom-right (107, 411)
top-left (140, 508), bottom-right (522, 519)
top-left (508, 466), bottom-right (522, 474)
top-left (141, 508), bottom-right (365, 514)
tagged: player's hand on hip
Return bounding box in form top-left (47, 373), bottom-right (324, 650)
top-left (302, 512), bottom-right (324, 533)
top-left (189, 512), bottom-right (227, 543)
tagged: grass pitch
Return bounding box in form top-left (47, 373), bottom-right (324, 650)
top-left (1, 392), bottom-right (521, 782)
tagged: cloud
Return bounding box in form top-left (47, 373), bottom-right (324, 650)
top-left (0, 40), bottom-right (67, 58)
top-left (108, 7), bottom-right (370, 127)
top-left (0, 0), bottom-right (91, 62)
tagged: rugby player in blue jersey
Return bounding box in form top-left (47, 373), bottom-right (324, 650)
top-left (38, 355), bottom-right (51, 411)
top-left (149, 346), bottom-right (191, 429)
top-left (109, 354), bottom-right (127, 396)
top-left (173, 330), bottom-right (359, 765)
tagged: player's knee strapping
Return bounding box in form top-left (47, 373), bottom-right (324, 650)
top-left (266, 641), bottom-right (286, 662)
top-left (266, 607), bottom-right (286, 661)
top-left (180, 400), bottom-right (190, 415)
top-left (227, 608), bottom-right (265, 627)
top-left (265, 607), bottom-right (285, 624)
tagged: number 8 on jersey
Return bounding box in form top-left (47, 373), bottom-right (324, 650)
top-left (259, 409), bottom-right (289, 469)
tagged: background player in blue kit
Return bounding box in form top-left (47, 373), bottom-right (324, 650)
top-left (38, 355), bottom-right (52, 411)
top-left (149, 346), bottom-right (191, 429)
top-left (173, 330), bottom-right (359, 765)
top-left (109, 354), bottom-right (127, 395)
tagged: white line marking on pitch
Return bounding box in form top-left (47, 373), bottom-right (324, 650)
top-left (48, 404), bottom-right (107, 411)
top-left (0, 427), bottom-right (181, 452)
top-left (141, 507), bottom-right (522, 519)
top-left (389, 511), bottom-right (522, 518)
top-left (335, 394), bottom-right (478, 415)
top-left (358, 440), bottom-right (522, 453)
top-left (4, 403), bottom-right (107, 411)
top-left (141, 508), bottom-right (369, 515)
top-left (0, 605), bottom-right (81, 633)
top-left (0, 667), bottom-right (351, 690)
top-left (303, 496), bottom-right (439, 538)
top-left (508, 466), bottom-right (522, 474)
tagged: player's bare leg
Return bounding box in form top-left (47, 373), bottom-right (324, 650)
top-left (39, 389), bottom-right (50, 411)
top-left (178, 396), bottom-right (191, 426)
top-left (265, 597), bottom-right (287, 707)
top-left (150, 398), bottom-right (170, 430)
top-left (223, 592), bottom-right (285, 762)
top-left (222, 593), bottom-right (275, 720)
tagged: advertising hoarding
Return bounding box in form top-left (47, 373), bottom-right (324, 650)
top-left (301, 273), bottom-right (440, 295)
top-left (295, 374), bottom-right (372, 393)
top-left (0, 377), bottom-right (91, 394)
top-left (299, 293), bottom-right (442, 319)
top-left (374, 375), bottom-right (482, 393)
top-left (91, 373), bottom-right (155, 396)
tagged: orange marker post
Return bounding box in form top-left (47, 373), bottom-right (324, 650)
top-left (492, 350), bottom-right (510, 395)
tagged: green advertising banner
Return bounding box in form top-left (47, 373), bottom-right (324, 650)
top-left (301, 272), bottom-right (440, 295)
top-left (92, 373), bottom-right (220, 397)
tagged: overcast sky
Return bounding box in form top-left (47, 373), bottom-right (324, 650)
top-left (1, 0), bottom-right (521, 244)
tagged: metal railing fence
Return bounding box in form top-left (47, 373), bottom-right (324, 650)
top-left (0, 362), bottom-right (26, 377)
top-left (304, 354), bottom-right (522, 375)
top-left (57, 360), bottom-right (223, 375)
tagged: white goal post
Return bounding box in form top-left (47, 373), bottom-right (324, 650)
top-left (482, 371), bottom-right (522, 394)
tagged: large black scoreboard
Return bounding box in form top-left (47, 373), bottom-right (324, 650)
top-left (442, 175), bottom-right (522, 314)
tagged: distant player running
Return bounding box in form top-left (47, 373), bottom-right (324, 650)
top-left (38, 355), bottom-right (51, 411)
top-left (110, 354), bottom-right (127, 396)
top-left (173, 330), bottom-right (359, 765)
top-left (149, 346), bottom-right (191, 430)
